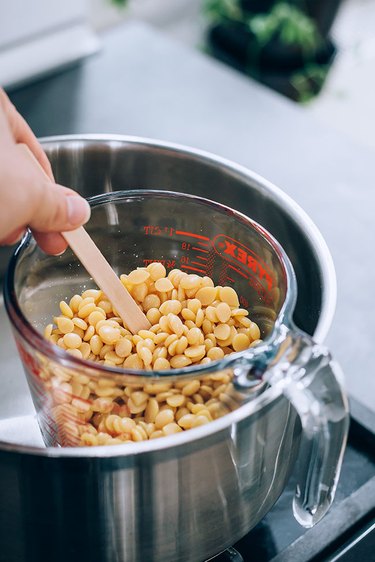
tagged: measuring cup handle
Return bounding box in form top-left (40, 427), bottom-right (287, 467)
top-left (259, 326), bottom-right (349, 527)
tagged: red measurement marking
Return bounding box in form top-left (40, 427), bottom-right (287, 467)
top-left (226, 276), bottom-right (235, 283)
top-left (41, 415), bottom-right (59, 433)
top-left (181, 265), bottom-right (207, 274)
top-left (191, 261), bottom-right (207, 267)
top-left (142, 259), bottom-right (177, 269)
top-left (192, 246), bottom-right (209, 253)
top-left (194, 255), bottom-right (208, 261)
top-left (229, 266), bottom-right (273, 306)
top-left (228, 264), bottom-right (249, 279)
top-left (54, 409), bottom-right (80, 424)
top-left (16, 341), bottom-right (41, 378)
top-left (213, 234), bottom-right (274, 291)
top-left (175, 230), bottom-right (210, 241)
top-left (144, 226), bottom-right (175, 236)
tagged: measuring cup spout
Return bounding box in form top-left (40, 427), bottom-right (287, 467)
top-left (234, 326), bottom-right (349, 527)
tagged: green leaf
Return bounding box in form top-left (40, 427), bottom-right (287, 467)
top-left (291, 63), bottom-right (330, 103)
top-left (202, 0), bottom-right (322, 54)
top-left (249, 14), bottom-right (279, 44)
top-left (202, 0), bottom-right (242, 23)
top-left (110, 0), bottom-right (128, 6)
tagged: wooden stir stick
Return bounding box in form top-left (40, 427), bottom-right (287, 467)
top-left (18, 143), bottom-right (150, 334)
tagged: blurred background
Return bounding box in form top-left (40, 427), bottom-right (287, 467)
top-left (1, 0), bottom-right (374, 150)
top-left (1, 5), bottom-right (375, 560)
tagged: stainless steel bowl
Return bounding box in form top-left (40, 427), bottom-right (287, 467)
top-left (0, 135), bottom-right (337, 562)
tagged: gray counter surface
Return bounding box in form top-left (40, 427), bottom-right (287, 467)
top-left (5, 22), bottom-right (375, 413)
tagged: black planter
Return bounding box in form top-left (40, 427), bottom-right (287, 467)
top-left (241, 0), bottom-right (276, 13)
top-left (207, 22), bottom-right (336, 101)
top-left (205, 0), bottom-right (342, 101)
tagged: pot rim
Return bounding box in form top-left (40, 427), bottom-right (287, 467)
top-left (0, 134), bottom-right (337, 457)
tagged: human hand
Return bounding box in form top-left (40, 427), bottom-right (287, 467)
top-left (0, 88), bottom-right (90, 255)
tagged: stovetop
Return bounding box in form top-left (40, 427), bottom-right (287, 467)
top-left (212, 399), bottom-right (375, 562)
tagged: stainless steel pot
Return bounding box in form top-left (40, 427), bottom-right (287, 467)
top-left (0, 136), bottom-right (343, 562)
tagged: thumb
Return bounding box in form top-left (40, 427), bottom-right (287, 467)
top-left (14, 141), bottom-right (91, 233)
top-left (28, 184), bottom-right (91, 233)
top-left (0, 144), bottom-right (90, 245)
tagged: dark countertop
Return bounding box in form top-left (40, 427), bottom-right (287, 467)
top-left (6, 22), bottom-right (375, 412)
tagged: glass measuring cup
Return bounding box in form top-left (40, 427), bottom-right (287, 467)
top-left (4, 190), bottom-right (349, 528)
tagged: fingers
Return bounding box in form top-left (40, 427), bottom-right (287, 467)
top-left (0, 144), bottom-right (90, 253)
top-left (27, 184), bottom-right (91, 233)
top-left (32, 232), bottom-right (68, 255)
top-left (1, 227), bottom-right (26, 246)
top-left (13, 142), bottom-right (90, 234)
top-left (1, 227), bottom-right (67, 256)
top-left (0, 88), bottom-right (54, 180)
top-left (0, 88), bottom-right (91, 256)
top-left (31, 188), bottom-right (84, 255)
top-left (13, 111), bottom-right (54, 180)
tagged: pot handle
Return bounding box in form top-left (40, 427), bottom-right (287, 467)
top-left (235, 326), bottom-right (349, 528)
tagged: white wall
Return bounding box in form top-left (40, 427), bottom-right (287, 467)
top-left (0, 0), bottom-right (87, 49)
top-left (89, 0), bottom-right (202, 43)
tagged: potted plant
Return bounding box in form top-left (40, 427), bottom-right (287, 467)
top-left (203, 0), bottom-right (343, 102)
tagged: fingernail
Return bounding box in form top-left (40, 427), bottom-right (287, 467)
top-left (66, 196), bottom-right (91, 226)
